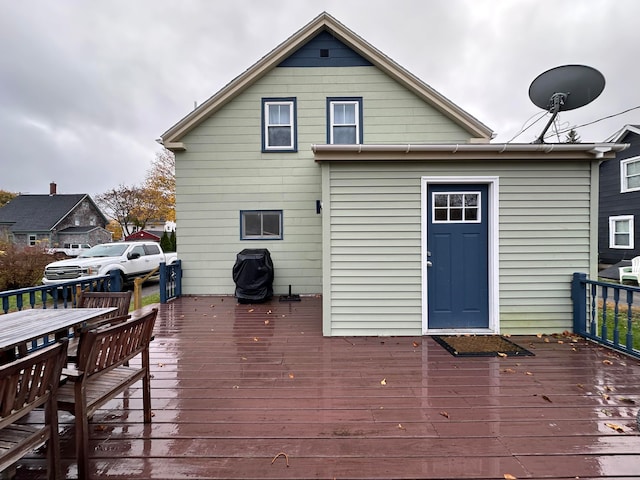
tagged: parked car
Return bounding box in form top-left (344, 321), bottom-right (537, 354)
top-left (42, 241), bottom-right (178, 288)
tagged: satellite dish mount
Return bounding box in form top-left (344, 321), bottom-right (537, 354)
top-left (528, 65), bottom-right (605, 144)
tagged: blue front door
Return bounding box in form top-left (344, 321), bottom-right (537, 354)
top-left (427, 184), bottom-right (489, 329)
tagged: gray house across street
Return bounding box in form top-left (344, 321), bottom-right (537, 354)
top-left (0, 183), bottom-right (111, 250)
top-left (160, 12), bottom-right (627, 337)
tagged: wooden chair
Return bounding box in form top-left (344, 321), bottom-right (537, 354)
top-left (0, 340), bottom-right (68, 480)
top-left (57, 308), bottom-right (158, 479)
top-left (75, 290), bottom-right (132, 321)
top-left (68, 291), bottom-right (133, 361)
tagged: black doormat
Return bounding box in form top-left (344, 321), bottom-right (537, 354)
top-left (432, 335), bottom-right (534, 357)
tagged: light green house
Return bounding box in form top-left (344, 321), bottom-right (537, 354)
top-left (161, 12), bottom-right (625, 337)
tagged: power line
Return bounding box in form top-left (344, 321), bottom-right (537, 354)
top-left (547, 104), bottom-right (640, 139)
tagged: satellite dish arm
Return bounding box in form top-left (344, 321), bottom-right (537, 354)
top-left (533, 92), bottom-right (568, 144)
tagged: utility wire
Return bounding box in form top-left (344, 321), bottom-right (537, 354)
top-left (545, 104), bottom-right (640, 139)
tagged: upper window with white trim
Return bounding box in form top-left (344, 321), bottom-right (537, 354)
top-left (609, 215), bottom-right (634, 249)
top-left (620, 157), bottom-right (640, 193)
top-left (327, 97), bottom-right (362, 144)
top-left (262, 98), bottom-right (296, 152)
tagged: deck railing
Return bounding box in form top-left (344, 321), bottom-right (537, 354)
top-left (572, 272), bottom-right (640, 359)
top-left (1, 261), bottom-right (182, 314)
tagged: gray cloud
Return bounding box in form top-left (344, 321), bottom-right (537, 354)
top-left (1, 0), bottom-right (638, 196)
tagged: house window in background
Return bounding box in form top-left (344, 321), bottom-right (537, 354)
top-left (241, 210), bottom-right (283, 240)
top-left (609, 215), bottom-right (634, 249)
top-left (620, 157), bottom-right (640, 192)
top-left (28, 234), bottom-right (37, 246)
top-left (262, 98), bottom-right (296, 151)
top-left (327, 97), bottom-right (362, 144)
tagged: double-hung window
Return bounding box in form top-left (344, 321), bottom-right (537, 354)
top-left (609, 215), bottom-right (634, 249)
top-left (327, 97), bottom-right (362, 144)
top-left (241, 210), bottom-right (283, 240)
top-left (620, 157), bottom-right (640, 192)
top-left (262, 98), bottom-right (296, 151)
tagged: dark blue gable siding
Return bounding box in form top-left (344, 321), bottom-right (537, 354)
top-left (598, 131), bottom-right (640, 264)
top-left (278, 31), bottom-right (373, 67)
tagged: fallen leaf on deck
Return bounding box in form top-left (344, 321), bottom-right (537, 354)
top-left (248, 308), bottom-right (254, 313)
top-left (439, 411), bottom-right (449, 418)
top-left (288, 372), bottom-right (295, 379)
top-left (398, 423), bottom-right (406, 430)
top-left (604, 386), bottom-right (614, 392)
top-left (504, 474), bottom-right (517, 480)
top-left (525, 371), bottom-right (533, 376)
top-left (543, 337), bottom-right (550, 343)
top-left (605, 423), bottom-right (625, 433)
top-left (503, 368), bottom-right (517, 374)
top-left (536, 333), bottom-right (543, 338)
top-left (541, 395), bottom-right (552, 403)
top-left (602, 394), bottom-right (610, 401)
top-left (157, 363), bottom-right (165, 367)
top-left (380, 378), bottom-right (387, 386)
top-left (603, 359), bottom-right (614, 365)
top-left (619, 397), bottom-right (636, 404)
top-left (412, 341), bottom-right (420, 348)
top-left (497, 352), bottom-right (507, 358)
top-left (264, 320), bottom-right (270, 325)
top-left (253, 337), bottom-right (259, 342)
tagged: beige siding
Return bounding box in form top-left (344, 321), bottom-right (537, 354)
top-left (323, 160), bottom-right (595, 336)
top-left (175, 66), bottom-right (470, 295)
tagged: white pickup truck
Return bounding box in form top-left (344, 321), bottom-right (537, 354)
top-left (47, 243), bottom-right (92, 258)
top-left (42, 241), bottom-right (178, 288)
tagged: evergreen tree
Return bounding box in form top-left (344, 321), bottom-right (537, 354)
top-left (565, 128), bottom-right (581, 143)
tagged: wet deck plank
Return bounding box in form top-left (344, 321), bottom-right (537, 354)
top-left (13, 295), bottom-right (640, 479)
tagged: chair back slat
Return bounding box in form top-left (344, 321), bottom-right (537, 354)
top-left (76, 291), bottom-right (132, 319)
top-left (0, 340), bottom-right (68, 426)
top-left (77, 309), bottom-right (157, 378)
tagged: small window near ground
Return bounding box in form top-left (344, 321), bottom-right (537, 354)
top-left (28, 234), bottom-right (37, 246)
top-left (432, 192), bottom-right (481, 223)
top-left (262, 98), bottom-right (296, 151)
top-left (241, 210), bottom-right (283, 240)
top-left (327, 97), bottom-right (362, 144)
top-left (609, 215), bottom-right (634, 249)
top-left (620, 157), bottom-right (640, 193)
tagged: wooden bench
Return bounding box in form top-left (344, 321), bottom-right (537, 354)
top-left (57, 308), bottom-right (157, 479)
top-left (0, 340), bottom-right (68, 480)
top-left (67, 291), bottom-right (133, 361)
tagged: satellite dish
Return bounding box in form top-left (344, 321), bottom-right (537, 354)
top-left (528, 64), bottom-right (605, 143)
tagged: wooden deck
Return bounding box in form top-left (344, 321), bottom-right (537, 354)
top-left (14, 295), bottom-right (640, 479)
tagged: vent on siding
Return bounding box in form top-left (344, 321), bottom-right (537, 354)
top-left (320, 48), bottom-right (329, 58)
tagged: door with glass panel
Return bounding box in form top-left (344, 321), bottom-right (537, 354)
top-left (427, 184), bottom-right (489, 329)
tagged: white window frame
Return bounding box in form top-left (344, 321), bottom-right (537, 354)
top-left (329, 100), bottom-right (361, 145)
top-left (609, 215), bottom-right (634, 249)
top-left (263, 100), bottom-right (295, 151)
top-left (28, 234), bottom-right (37, 246)
top-left (431, 191), bottom-right (482, 224)
top-left (620, 157), bottom-right (640, 193)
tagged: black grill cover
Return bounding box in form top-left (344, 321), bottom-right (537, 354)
top-left (232, 249), bottom-right (274, 303)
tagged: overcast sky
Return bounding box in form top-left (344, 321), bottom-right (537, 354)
top-left (2, 0), bottom-right (639, 197)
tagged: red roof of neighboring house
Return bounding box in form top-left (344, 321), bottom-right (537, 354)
top-left (124, 230), bottom-right (161, 242)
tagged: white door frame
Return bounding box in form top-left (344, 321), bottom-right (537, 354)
top-left (421, 176), bottom-right (500, 335)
